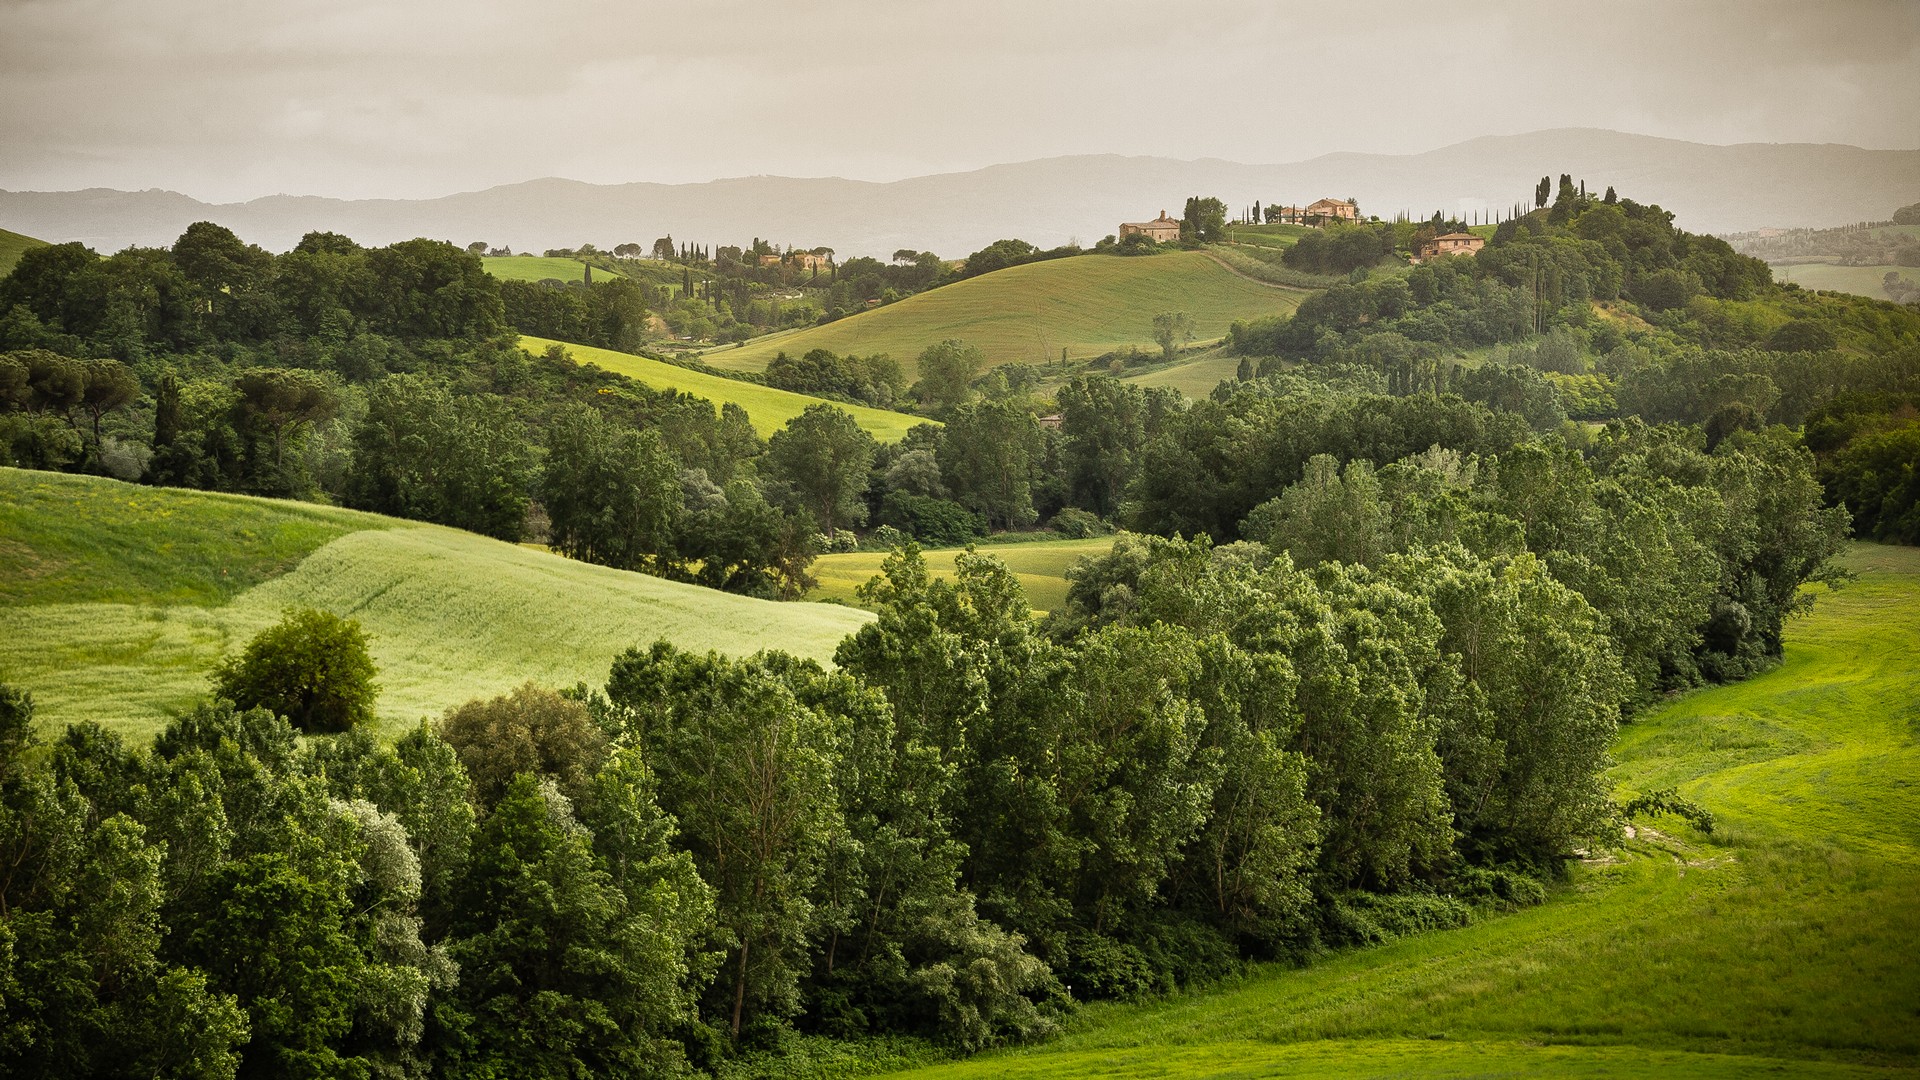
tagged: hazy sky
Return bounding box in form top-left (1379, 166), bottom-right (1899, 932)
top-left (2, 0), bottom-right (1916, 202)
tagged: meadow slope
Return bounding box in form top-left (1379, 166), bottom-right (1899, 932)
top-left (0, 469), bottom-right (873, 740)
top-left (703, 251), bottom-right (1308, 375)
top-left (880, 543), bottom-right (1920, 1079)
top-left (0, 226), bottom-right (47, 277)
top-left (482, 254), bottom-right (625, 283)
top-left (520, 335), bottom-right (928, 442)
top-left (809, 536), bottom-right (1114, 614)
top-left (1120, 350), bottom-right (1244, 397)
top-left (1771, 262), bottom-right (1914, 302)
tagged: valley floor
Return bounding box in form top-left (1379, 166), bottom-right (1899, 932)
top-left (878, 543), bottom-right (1920, 1079)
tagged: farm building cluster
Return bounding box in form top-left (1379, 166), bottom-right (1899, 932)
top-left (1263, 198), bottom-right (1360, 226)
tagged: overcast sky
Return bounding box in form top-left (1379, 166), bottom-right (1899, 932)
top-left (2, 0), bottom-right (1916, 203)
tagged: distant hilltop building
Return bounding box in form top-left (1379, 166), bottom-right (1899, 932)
top-left (1120, 211), bottom-right (1182, 243)
top-left (1306, 198), bottom-right (1359, 223)
top-left (758, 252), bottom-right (831, 271)
top-left (1412, 232), bottom-right (1485, 263)
top-left (1265, 198), bottom-right (1360, 227)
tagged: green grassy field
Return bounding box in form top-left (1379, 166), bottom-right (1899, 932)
top-left (1222, 223), bottom-right (1316, 250)
top-left (1121, 351), bottom-right (1243, 397)
top-left (0, 226), bottom-right (48, 278)
top-left (0, 469), bottom-right (873, 742)
top-left (1771, 262), bottom-right (1914, 301)
top-left (482, 255), bottom-right (625, 283)
top-left (520, 335), bottom-right (928, 442)
top-left (880, 542), bottom-right (1920, 1079)
top-left (702, 252), bottom-right (1307, 376)
top-left (809, 536), bottom-right (1114, 614)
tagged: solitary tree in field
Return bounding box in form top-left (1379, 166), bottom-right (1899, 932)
top-left (212, 607), bottom-right (379, 733)
top-left (1152, 311), bottom-right (1193, 360)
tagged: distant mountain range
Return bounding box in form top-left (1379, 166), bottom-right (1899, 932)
top-left (3, 129), bottom-right (1916, 259)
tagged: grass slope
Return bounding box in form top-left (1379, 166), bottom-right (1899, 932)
top-left (881, 543), bottom-right (1920, 1079)
top-left (0, 469), bottom-right (873, 741)
top-left (520, 335), bottom-right (927, 442)
top-left (482, 255), bottom-right (624, 283)
top-left (1222, 223), bottom-right (1316, 250)
top-left (1121, 351), bottom-right (1243, 397)
top-left (0, 226), bottom-right (48, 278)
top-left (1772, 262), bottom-right (1914, 301)
top-left (704, 252), bottom-right (1307, 376)
top-left (809, 537), bottom-right (1113, 615)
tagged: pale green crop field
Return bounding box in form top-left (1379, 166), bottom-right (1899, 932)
top-left (704, 252), bottom-right (1307, 376)
top-left (809, 536), bottom-right (1115, 615)
top-left (0, 226), bottom-right (48, 278)
top-left (1222, 222), bottom-right (1315, 250)
top-left (1772, 262), bottom-right (1916, 301)
top-left (1121, 352), bottom-right (1243, 397)
top-left (521, 335), bottom-right (928, 443)
top-left (880, 542), bottom-right (1920, 1079)
top-left (0, 469), bottom-right (873, 741)
top-left (482, 255), bottom-right (624, 283)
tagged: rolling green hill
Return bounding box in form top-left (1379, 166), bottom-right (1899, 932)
top-left (482, 255), bottom-right (624, 283)
top-left (703, 251), bottom-right (1309, 376)
top-left (521, 335), bottom-right (927, 442)
top-left (0, 469), bottom-right (873, 741)
top-left (0, 226), bottom-right (48, 277)
top-left (809, 536), bottom-right (1114, 614)
top-left (881, 542), bottom-right (1920, 1079)
top-left (1772, 261), bottom-right (1914, 301)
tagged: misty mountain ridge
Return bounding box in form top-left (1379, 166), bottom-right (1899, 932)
top-left (3, 128), bottom-right (1915, 259)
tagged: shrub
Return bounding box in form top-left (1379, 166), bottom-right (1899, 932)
top-left (877, 491), bottom-right (987, 545)
top-left (1049, 508), bottom-right (1111, 539)
top-left (1448, 864), bottom-right (1549, 911)
top-left (1059, 932), bottom-right (1155, 1001)
top-left (1622, 787), bottom-right (1716, 835)
top-left (210, 607), bottom-right (379, 733)
top-left (1323, 891), bottom-right (1472, 947)
top-left (1130, 915), bottom-right (1242, 991)
top-left (813, 528), bottom-right (858, 554)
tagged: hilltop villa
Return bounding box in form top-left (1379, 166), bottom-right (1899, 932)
top-left (1120, 211), bottom-right (1182, 243)
top-left (1265, 199), bottom-right (1360, 227)
top-left (759, 252), bottom-right (831, 271)
top-left (1306, 197), bottom-right (1359, 223)
top-left (1412, 231), bottom-right (1485, 262)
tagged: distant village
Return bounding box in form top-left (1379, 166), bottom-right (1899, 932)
top-left (1121, 196), bottom-right (1486, 263)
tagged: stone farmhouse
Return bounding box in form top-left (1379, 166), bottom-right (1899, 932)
top-left (1306, 198), bottom-right (1359, 223)
top-left (758, 252), bottom-right (831, 271)
top-left (1120, 211), bottom-right (1182, 243)
top-left (1411, 232), bottom-right (1485, 262)
top-left (1265, 198), bottom-right (1360, 227)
